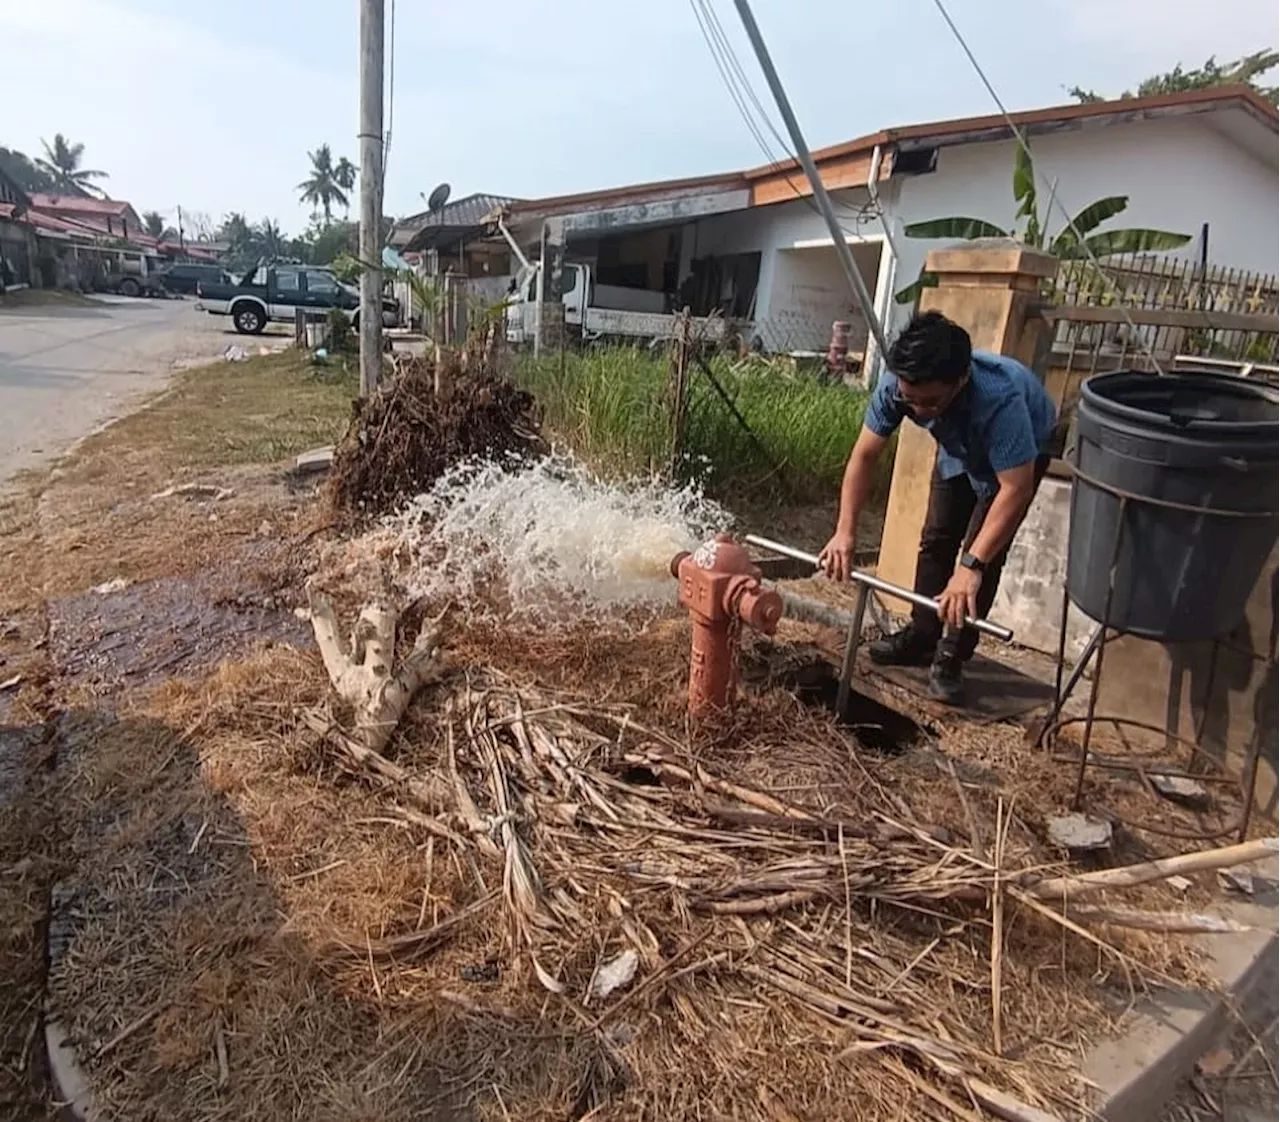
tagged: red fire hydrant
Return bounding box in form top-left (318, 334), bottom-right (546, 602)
top-left (670, 533), bottom-right (784, 716)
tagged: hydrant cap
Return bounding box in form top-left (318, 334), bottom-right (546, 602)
top-left (669, 550), bottom-right (691, 578)
top-left (694, 535), bottom-right (759, 577)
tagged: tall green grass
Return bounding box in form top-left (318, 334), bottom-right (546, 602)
top-left (515, 347), bottom-right (892, 503)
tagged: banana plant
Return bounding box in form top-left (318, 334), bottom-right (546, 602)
top-left (893, 144), bottom-right (1193, 304)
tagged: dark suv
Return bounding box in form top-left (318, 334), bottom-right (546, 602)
top-left (158, 263), bottom-right (230, 296)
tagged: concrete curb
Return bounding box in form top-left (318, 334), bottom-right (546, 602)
top-left (1086, 863), bottom-right (1279, 1122)
top-left (46, 1018), bottom-right (101, 1122)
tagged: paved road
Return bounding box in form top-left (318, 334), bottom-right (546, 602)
top-left (0, 295), bottom-right (236, 487)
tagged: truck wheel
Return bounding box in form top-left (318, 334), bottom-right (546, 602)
top-left (119, 277), bottom-right (140, 298)
top-left (232, 304), bottom-right (266, 334)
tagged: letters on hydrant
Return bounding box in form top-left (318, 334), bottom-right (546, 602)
top-left (670, 533), bottom-right (784, 716)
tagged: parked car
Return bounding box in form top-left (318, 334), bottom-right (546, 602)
top-left (105, 271), bottom-right (168, 298)
top-left (196, 263), bottom-right (401, 334)
top-left (157, 263), bottom-right (230, 297)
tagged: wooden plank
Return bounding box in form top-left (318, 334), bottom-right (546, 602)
top-left (1044, 305), bottom-right (1279, 333)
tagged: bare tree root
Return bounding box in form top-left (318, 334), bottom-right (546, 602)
top-left (307, 592), bottom-right (444, 753)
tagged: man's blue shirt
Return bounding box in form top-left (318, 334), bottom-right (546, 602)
top-left (864, 351), bottom-right (1057, 496)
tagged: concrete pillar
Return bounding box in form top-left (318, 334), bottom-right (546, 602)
top-left (875, 238), bottom-right (1056, 595)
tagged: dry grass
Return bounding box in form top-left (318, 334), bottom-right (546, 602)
top-left (62, 348), bottom-right (355, 477)
top-left (0, 344), bottom-right (353, 1114)
top-left (41, 610), bottom-right (1250, 1122)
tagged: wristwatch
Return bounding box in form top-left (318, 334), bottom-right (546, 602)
top-left (959, 551), bottom-right (986, 573)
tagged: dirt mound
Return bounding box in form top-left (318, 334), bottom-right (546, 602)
top-left (326, 352), bottom-right (545, 524)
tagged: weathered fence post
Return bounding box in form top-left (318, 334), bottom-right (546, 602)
top-left (668, 309), bottom-right (692, 481)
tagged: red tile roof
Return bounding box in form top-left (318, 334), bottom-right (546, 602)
top-left (28, 193), bottom-right (133, 216)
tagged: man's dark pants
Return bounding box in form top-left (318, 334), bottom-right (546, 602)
top-left (910, 455), bottom-right (1051, 660)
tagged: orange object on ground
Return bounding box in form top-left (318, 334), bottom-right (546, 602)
top-left (670, 533), bottom-right (784, 715)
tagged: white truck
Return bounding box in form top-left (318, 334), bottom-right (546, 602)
top-left (503, 261), bottom-right (743, 348)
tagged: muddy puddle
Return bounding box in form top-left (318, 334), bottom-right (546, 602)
top-left (48, 539), bottom-right (312, 693)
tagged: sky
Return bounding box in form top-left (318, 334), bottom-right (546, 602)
top-left (1, 0), bottom-right (1275, 236)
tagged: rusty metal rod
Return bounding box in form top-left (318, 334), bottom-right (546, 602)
top-left (744, 534), bottom-right (1014, 643)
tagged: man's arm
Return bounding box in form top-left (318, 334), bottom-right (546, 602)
top-left (936, 460), bottom-right (1037, 629)
top-left (968, 460), bottom-right (1038, 564)
top-left (935, 388), bottom-right (1042, 629)
top-left (818, 426), bottom-right (888, 581)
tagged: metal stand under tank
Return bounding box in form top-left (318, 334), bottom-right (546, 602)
top-left (1036, 371), bottom-right (1279, 842)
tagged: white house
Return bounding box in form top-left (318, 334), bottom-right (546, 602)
top-left (496, 85), bottom-right (1278, 364)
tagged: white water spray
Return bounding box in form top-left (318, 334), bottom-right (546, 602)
top-left (388, 456), bottom-right (730, 624)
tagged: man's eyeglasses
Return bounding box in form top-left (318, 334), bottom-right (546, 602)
top-left (893, 378), bottom-right (965, 418)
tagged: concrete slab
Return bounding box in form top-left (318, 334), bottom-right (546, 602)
top-left (855, 650), bottom-right (1058, 725)
top-left (1087, 864), bottom-right (1279, 1122)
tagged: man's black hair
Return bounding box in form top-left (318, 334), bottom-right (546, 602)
top-left (887, 310), bottom-right (972, 386)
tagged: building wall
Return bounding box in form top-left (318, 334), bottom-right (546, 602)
top-left (889, 114), bottom-right (1279, 329)
top-left (683, 191), bottom-right (884, 333)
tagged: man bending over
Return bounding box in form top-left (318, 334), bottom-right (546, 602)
top-left (818, 311), bottom-right (1057, 705)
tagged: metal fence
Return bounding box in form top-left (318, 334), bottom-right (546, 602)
top-left (1039, 255), bottom-right (1280, 468)
top-left (1044, 255), bottom-right (1279, 401)
top-left (1051, 253), bottom-right (1279, 317)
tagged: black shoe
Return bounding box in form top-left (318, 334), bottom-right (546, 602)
top-left (927, 654), bottom-right (965, 706)
top-left (868, 626), bottom-right (936, 667)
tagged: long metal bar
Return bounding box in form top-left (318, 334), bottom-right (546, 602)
top-left (730, 0), bottom-right (891, 367)
top-left (744, 534), bottom-right (1014, 642)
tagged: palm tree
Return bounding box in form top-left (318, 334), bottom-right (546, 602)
top-left (334, 157), bottom-right (357, 217)
top-left (255, 218), bottom-right (285, 260)
top-left (894, 144), bottom-right (1193, 304)
top-left (218, 212), bottom-right (256, 270)
top-left (142, 210), bottom-right (165, 238)
top-left (297, 145), bottom-right (351, 227)
top-left (35, 134), bottom-right (109, 197)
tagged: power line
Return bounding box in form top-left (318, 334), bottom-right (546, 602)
top-left (699, 0), bottom-right (882, 226)
top-left (691, 0), bottom-right (882, 236)
top-left (927, 0), bottom-right (1165, 374)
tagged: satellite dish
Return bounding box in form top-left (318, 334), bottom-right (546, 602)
top-left (426, 182), bottom-right (451, 214)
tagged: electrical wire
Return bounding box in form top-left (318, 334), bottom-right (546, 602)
top-left (926, 0), bottom-right (1165, 374)
top-left (690, 0), bottom-right (882, 236)
top-left (701, 0), bottom-right (876, 226)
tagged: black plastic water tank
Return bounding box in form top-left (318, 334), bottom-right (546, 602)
top-left (1067, 370), bottom-right (1279, 641)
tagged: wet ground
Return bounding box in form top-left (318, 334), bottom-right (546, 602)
top-left (46, 539), bottom-right (311, 696)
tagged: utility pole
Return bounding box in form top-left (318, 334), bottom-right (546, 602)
top-left (358, 0), bottom-right (386, 396)
top-left (731, 0), bottom-right (890, 370)
top-left (176, 204), bottom-right (185, 250)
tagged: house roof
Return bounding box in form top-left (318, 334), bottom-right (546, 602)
top-left (24, 210), bottom-right (101, 240)
top-left (392, 193), bottom-right (522, 248)
top-left (745, 84), bottom-right (1278, 180)
top-left (29, 193), bottom-right (134, 216)
top-left (504, 171), bottom-right (747, 222)
top-left (489, 85), bottom-right (1278, 224)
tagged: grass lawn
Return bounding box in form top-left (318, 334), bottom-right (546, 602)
top-left (515, 347), bottom-right (891, 505)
